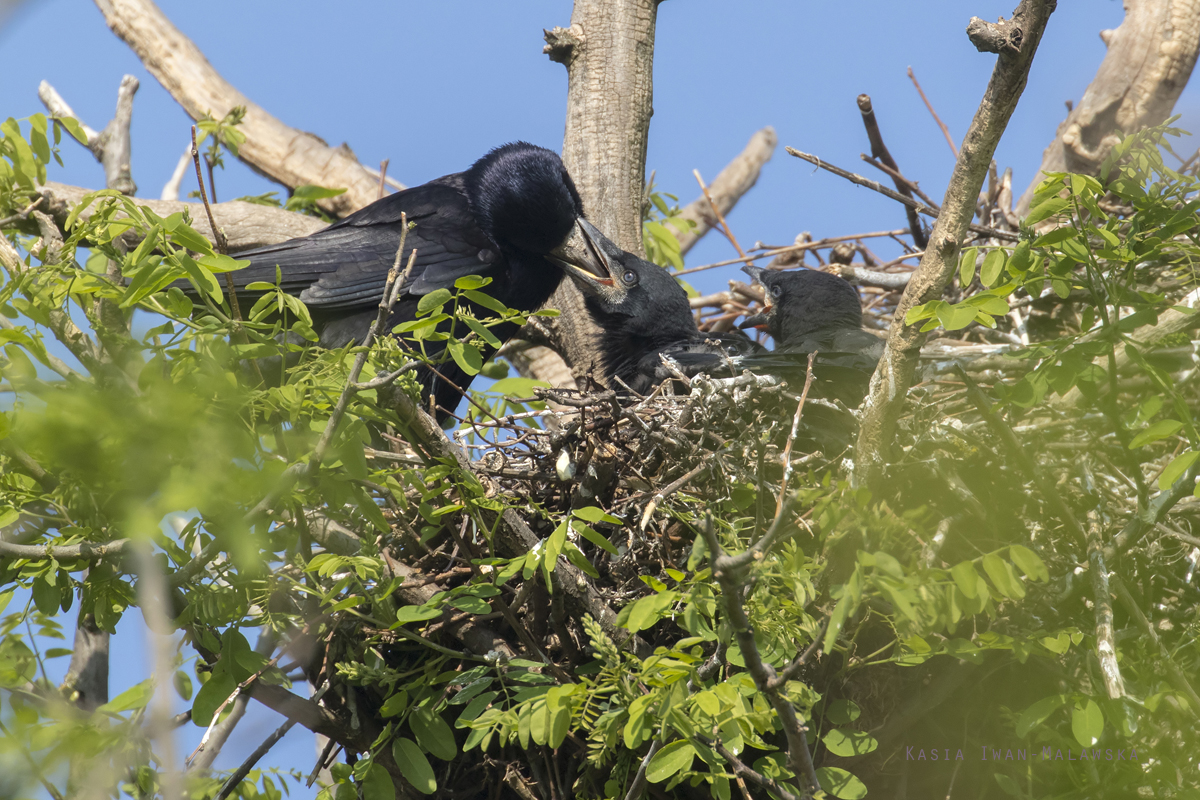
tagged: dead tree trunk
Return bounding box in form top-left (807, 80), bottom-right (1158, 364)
top-left (1016, 0), bottom-right (1200, 215)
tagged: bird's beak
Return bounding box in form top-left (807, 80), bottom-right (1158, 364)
top-left (548, 218), bottom-right (613, 286)
top-left (739, 311), bottom-right (770, 331)
top-left (741, 264), bottom-right (767, 284)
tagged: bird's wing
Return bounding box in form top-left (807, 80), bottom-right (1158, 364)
top-left (217, 175), bottom-right (499, 309)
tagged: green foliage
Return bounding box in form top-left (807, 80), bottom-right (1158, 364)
top-left (642, 182), bottom-right (695, 271)
top-left (1, 112), bottom-right (1198, 800)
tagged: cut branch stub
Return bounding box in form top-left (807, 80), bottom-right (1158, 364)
top-left (967, 15), bottom-right (1024, 54)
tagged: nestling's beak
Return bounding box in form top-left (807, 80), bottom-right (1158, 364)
top-left (739, 264), bottom-right (773, 328)
top-left (547, 218), bottom-right (613, 285)
top-left (741, 264), bottom-right (767, 284)
top-left (738, 311), bottom-right (770, 331)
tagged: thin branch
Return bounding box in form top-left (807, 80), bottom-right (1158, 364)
top-left (135, 544), bottom-right (182, 800)
top-left (1109, 574), bottom-right (1200, 717)
top-left (907, 66), bottom-right (959, 158)
top-left (694, 169), bottom-right (750, 260)
top-left (376, 158), bottom-right (390, 200)
top-left (0, 537), bottom-right (131, 561)
top-left (675, 229), bottom-right (911, 277)
top-left (853, 1), bottom-right (1055, 490)
top-left (621, 741), bottom-right (662, 800)
top-left (785, 148), bottom-right (1017, 242)
top-left (215, 684), bottom-right (330, 800)
top-left (307, 229), bottom-right (415, 478)
top-left (700, 516), bottom-right (819, 797)
top-left (857, 94), bottom-right (929, 247)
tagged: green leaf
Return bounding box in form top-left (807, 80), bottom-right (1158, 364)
top-left (1025, 196), bottom-right (1069, 226)
top-left (447, 340), bottom-right (483, 375)
top-left (416, 289), bottom-right (452, 315)
top-left (958, 247), bottom-right (978, 287)
top-left (397, 604), bottom-right (442, 624)
top-left (572, 520), bottom-right (619, 555)
top-left (822, 729), bottom-right (878, 757)
top-left (1007, 240), bottom-right (1032, 273)
top-left (100, 679), bottom-right (156, 713)
top-left (1129, 418), bottom-right (1183, 449)
top-left (979, 249), bottom-right (1006, 287)
top-left (816, 767), bottom-right (868, 799)
top-left (361, 762), bottom-right (395, 800)
top-left (1016, 694), bottom-right (1068, 738)
top-left (618, 590), bottom-right (678, 633)
top-left (462, 289), bottom-right (511, 315)
top-left (950, 562), bottom-right (979, 599)
top-left (460, 315), bottom-right (503, 348)
top-left (447, 595), bottom-right (491, 614)
top-left (391, 738), bottom-right (436, 795)
top-left (827, 699), bottom-right (861, 725)
top-left (1158, 450), bottom-right (1200, 490)
top-left (1034, 226), bottom-right (1077, 247)
top-left (646, 740), bottom-right (696, 783)
top-left (169, 223), bottom-right (215, 255)
top-left (1008, 546), bottom-right (1049, 582)
top-left (57, 116), bottom-right (89, 145)
top-left (574, 506), bottom-right (623, 525)
top-left (454, 275), bottom-right (492, 290)
top-left (1071, 699), bottom-right (1104, 747)
top-left (982, 553), bottom-right (1023, 599)
top-left (410, 707), bottom-right (457, 761)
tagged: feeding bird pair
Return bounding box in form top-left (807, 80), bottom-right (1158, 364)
top-left (200, 142), bottom-right (880, 419)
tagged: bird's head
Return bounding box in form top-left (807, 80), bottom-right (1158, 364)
top-left (464, 142), bottom-right (609, 282)
top-left (738, 265), bottom-right (863, 342)
top-left (558, 233), bottom-right (693, 334)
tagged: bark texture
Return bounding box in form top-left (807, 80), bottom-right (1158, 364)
top-left (1016, 0), bottom-right (1200, 215)
top-left (854, 0), bottom-right (1056, 490)
top-left (94, 0), bottom-right (389, 216)
top-left (530, 0), bottom-right (661, 388)
top-left (675, 127), bottom-right (777, 256)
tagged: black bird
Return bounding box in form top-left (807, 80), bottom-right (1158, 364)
top-left (193, 142), bottom-right (611, 420)
top-left (734, 264), bottom-right (884, 404)
top-left (549, 237), bottom-right (762, 393)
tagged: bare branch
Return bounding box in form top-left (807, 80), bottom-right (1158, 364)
top-left (785, 148), bottom-right (1018, 242)
top-left (853, 0), bottom-right (1055, 490)
top-left (39, 76), bottom-right (139, 195)
top-left (93, 0), bottom-right (395, 215)
top-left (675, 127), bottom-right (778, 256)
top-left (1017, 0), bottom-right (1200, 215)
top-left (857, 95), bottom-right (929, 248)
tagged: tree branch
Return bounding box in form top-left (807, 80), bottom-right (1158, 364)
top-left (1016, 0), bottom-right (1200, 215)
top-left (93, 0), bottom-right (395, 215)
top-left (675, 127), bottom-right (778, 256)
top-left (35, 180), bottom-right (325, 251)
top-left (853, 0), bottom-right (1056, 491)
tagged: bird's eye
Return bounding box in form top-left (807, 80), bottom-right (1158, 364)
top-left (623, 269), bottom-right (638, 286)
top-left (770, 285), bottom-right (783, 299)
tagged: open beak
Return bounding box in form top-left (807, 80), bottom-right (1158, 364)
top-left (738, 311), bottom-right (770, 331)
top-left (547, 218), bottom-right (613, 286)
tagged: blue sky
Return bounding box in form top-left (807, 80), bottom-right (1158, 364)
top-left (1, 0), bottom-right (1195, 791)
